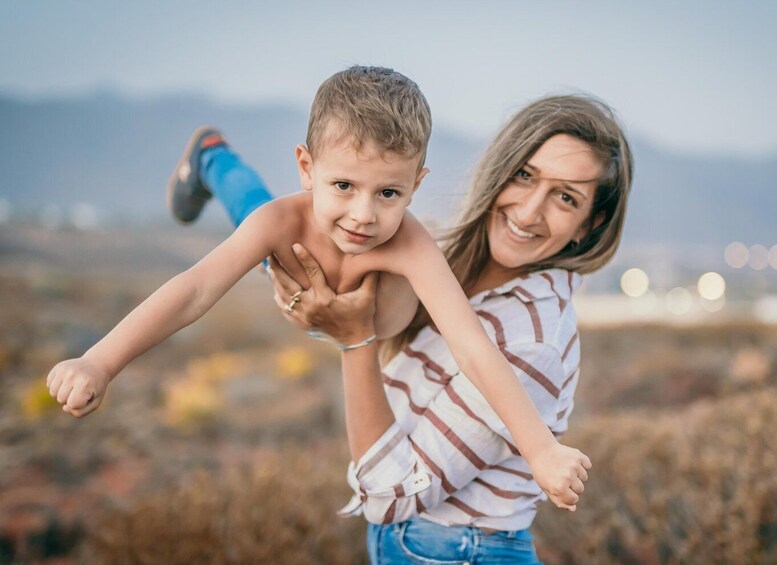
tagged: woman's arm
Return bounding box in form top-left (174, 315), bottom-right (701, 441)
top-left (269, 246), bottom-right (512, 524)
top-left (269, 246), bottom-right (395, 460)
top-left (270, 245), bottom-right (587, 523)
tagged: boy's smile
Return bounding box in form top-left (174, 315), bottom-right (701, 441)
top-left (296, 124), bottom-right (428, 255)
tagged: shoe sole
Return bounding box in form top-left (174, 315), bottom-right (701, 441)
top-left (166, 126), bottom-right (222, 223)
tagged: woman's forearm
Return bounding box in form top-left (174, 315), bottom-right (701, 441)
top-left (340, 341), bottom-right (396, 462)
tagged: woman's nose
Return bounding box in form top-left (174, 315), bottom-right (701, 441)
top-left (516, 190), bottom-right (545, 225)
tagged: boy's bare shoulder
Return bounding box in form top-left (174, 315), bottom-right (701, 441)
top-left (361, 211), bottom-right (438, 274)
top-left (390, 211), bottom-right (437, 247)
top-left (241, 192), bottom-right (310, 239)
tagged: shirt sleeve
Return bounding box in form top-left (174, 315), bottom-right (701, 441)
top-left (340, 341), bottom-right (565, 524)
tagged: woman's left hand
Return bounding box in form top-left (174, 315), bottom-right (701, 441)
top-left (269, 243), bottom-right (378, 345)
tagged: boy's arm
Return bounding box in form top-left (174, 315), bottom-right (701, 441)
top-left (47, 204), bottom-right (283, 417)
top-left (384, 221), bottom-right (591, 510)
top-left (373, 272), bottom-right (419, 339)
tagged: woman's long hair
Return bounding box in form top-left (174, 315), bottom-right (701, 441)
top-left (382, 94), bottom-right (634, 362)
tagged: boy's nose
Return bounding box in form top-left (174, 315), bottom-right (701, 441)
top-left (349, 196), bottom-right (376, 224)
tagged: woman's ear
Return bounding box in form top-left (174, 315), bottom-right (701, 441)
top-left (574, 212), bottom-right (606, 242)
top-left (592, 211), bottom-right (606, 231)
top-left (295, 145), bottom-right (314, 191)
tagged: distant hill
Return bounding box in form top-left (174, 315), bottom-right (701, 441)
top-left (1, 91), bottom-right (775, 251)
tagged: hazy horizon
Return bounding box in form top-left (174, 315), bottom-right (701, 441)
top-left (2, 1), bottom-right (776, 158)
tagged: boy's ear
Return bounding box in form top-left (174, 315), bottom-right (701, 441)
top-left (412, 167), bottom-right (430, 192)
top-left (295, 145), bottom-right (314, 191)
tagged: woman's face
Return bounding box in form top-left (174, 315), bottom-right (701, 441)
top-left (486, 134), bottom-right (603, 276)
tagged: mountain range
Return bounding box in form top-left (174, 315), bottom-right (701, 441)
top-left (1, 91), bottom-right (775, 254)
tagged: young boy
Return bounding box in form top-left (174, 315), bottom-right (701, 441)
top-left (47, 66), bottom-right (590, 510)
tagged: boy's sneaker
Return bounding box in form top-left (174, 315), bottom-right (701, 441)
top-left (167, 126), bottom-right (227, 223)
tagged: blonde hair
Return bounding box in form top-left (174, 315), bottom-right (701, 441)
top-left (306, 66), bottom-right (432, 166)
top-left (384, 94), bottom-right (633, 359)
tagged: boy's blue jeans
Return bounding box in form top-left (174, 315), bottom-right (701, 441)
top-left (201, 146), bottom-right (274, 227)
top-left (367, 518), bottom-right (543, 564)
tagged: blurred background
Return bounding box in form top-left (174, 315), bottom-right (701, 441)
top-left (1, 1), bottom-right (776, 563)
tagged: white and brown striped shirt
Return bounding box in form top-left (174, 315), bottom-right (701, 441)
top-left (340, 268), bottom-right (583, 532)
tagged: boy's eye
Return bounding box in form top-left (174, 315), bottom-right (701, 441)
top-left (335, 181), bottom-right (352, 191)
top-left (380, 188), bottom-right (399, 199)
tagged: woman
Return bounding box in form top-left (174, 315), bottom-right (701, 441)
top-left (181, 94), bottom-right (632, 564)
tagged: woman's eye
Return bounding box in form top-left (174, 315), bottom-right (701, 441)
top-left (560, 193), bottom-right (578, 207)
top-left (335, 181), bottom-right (351, 191)
top-left (514, 169), bottom-right (532, 183)
top-left (380, 189), bottom-right (399, 199)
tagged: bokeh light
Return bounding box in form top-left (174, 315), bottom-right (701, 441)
top-left (769, 245), bottom-right (777, 270)
top-left (701, 296), bottom-right (726, 313)
top-left (70, 203), bottom-right (99, 230)
top-left (724, 242), bottom-right (749, 268)
top-left (628, 290), bottom-right (658, 315)
top-left (748, 244), bottom-right (768, 270)
top-left (697, 272), bottom-right (726, 301)
top-left (620, 268), bottom-right (650, 297)
top-left (666, 287), bottom-right (694, 316)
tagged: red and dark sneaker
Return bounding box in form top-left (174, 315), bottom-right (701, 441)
top-left (167, 126), bottom-right (227, 223)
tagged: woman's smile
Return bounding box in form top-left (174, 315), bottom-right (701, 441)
top-left (504, 214), bottom-right (538, 240)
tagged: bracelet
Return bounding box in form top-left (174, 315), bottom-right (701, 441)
top-left (307, 330), bottom-right (377, 351)
top-left (337, 334), bottom-right (377, 351)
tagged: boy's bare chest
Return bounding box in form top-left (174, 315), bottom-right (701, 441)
top-left (272, 232), bottom-right (377, 294)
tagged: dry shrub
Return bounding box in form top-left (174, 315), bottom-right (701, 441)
top-left (83, 443), bottom-right (368, 564)
top-left (19, 378), bottom-right (61, 420)
top-left (535, 387), bottom-right (777, 564)
top-left (275, 346), bottom-right (315, 381)
top-left (164, 377), bottom-right (224, 430)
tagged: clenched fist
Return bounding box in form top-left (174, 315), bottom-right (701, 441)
top-left (46, 357), bottom-right (111, 418)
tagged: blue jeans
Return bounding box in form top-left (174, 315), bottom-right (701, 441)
top-left (367, 518), bottom-right (543, 564)
top-left (200, 146), bottom-right (274, 227)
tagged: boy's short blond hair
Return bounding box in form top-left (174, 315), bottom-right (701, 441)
top-left (306, 66), bottom-right (432, 167)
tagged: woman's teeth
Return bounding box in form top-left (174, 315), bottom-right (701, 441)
top-left (506, 216), bottom-right (536, 239)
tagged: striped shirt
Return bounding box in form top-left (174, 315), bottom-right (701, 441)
top-left (340, 268), bottom-right (583, 531)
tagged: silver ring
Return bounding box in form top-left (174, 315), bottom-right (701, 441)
top-left (284, 291), bottom-right (302, 313)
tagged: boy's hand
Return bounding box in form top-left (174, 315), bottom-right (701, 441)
top-left (46, 357), bottom-right (111, 418)
top-left (530, 443), bottom-right (591, 511)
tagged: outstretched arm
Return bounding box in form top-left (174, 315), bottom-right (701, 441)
top-left (388, 224), bottom-right (591, 510)
top-left (47, 205), bottom-right (280, 417)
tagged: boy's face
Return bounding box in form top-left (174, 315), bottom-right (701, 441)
top-left (296, 128), bottom-right (428, 255)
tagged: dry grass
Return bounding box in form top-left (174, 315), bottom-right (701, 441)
top-left (535, 386), bottom-right (777, 564)
top-left (3, 226), bottom-right (777, 563)
top-left (84, 445), bottom-right (368, 565)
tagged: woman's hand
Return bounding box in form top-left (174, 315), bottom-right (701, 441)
top-left (269, 243), bottom-right (377, 345)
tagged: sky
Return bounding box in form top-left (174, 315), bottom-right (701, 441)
top-left (2, 0), bottom-right (777, 157)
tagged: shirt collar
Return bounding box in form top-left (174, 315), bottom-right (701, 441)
top-left (469, 268), bottom-right (582, 305)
